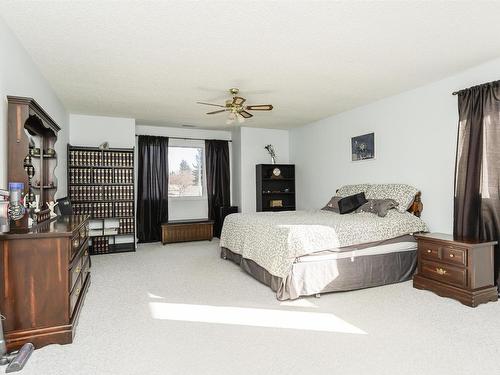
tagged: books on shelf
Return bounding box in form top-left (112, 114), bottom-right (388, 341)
top-left (69, 150), bottom-right (133, 167)
top-left (68, 144), bottom-right (136, 255)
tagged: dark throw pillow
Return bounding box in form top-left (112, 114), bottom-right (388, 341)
top-left (355, 199), bottom-right (399, 217)
top-left (322, 196), bottom-right (342, 213)
top-left (337, 192), bottom-right (368, 214)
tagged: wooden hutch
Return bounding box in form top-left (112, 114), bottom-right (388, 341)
top-left (0, 96), bottom-right (91, 350)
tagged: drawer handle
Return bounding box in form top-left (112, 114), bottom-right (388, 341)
top-left (426, 249), bottom-right (431, 253)
top-left (75, 267), bottom-right (81, 274)
top-left (76, 288), bottom-right (80, 296)
top-left (449, 254), bottom-right (455, 258)
top-left (436, 268), bottom-right (447, 275)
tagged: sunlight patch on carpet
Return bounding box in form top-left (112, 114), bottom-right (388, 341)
top-left (279, 298), bottom-right (318, 308)
top-left (149, 302), bottom-right (366, 334)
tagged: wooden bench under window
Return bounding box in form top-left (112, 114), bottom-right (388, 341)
top-left (161, 219), bottom-right (214, 244)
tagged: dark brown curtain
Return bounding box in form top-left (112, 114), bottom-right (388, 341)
top-left (205, 140), bottom-right (230, 237)
top-left (137, 135), bottom-right (169, 243)
top-left (454, 81), bottom-right (500, 286)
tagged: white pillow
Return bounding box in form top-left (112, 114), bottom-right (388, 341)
top-left (365, 184), bottom-right (419, 213)
top-left (336, 184), bottom-right (372, 197)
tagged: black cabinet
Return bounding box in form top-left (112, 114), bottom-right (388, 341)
top-left (256, 164), bottom-right (295, 212)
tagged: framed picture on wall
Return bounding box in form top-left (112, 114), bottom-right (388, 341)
top-left (351, 132), bottom-right (375, 161)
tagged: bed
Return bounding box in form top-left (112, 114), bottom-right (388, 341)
top-left (220, 184), bottom-right (428, 300)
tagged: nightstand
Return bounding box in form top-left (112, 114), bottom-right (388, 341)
top-left (413, 233), bottom-right (498, 307)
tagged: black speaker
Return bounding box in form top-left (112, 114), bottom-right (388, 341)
top-left (56, 197), bottom-right (73, 215)
top-left (220, 206), bottom-right (238, 225)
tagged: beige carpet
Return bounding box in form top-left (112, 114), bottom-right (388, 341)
top-left (17, 240), bottom-right (500, 375)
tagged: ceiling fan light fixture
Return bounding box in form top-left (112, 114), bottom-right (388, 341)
top-left (197, 88), bottom-right (273, 124)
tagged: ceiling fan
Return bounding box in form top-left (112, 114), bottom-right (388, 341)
top-left (197, 88), bottom-right (273, 125)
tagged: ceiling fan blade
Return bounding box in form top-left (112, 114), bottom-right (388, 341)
top-left (239, 110), bottom-right (253, 118)
top-left (196, 102), bottom-right (226, 108)
top-left (206, 109), bottom-right (227, 115)
top-left (232, 96), bottom-right (246, 106)
top-left (245, 104), bottom-right (273, 111)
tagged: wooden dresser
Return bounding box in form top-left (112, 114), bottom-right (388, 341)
top-left (0, 215), bottom-right (91, 350)
top-left (413, 233), bottom-right (498, 307)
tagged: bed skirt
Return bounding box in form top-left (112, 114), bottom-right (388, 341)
top-left (220, 247), bottom-right (417, 300)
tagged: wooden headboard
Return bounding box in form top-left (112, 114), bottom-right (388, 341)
top-left (408, 192), bottom-right (423, 217)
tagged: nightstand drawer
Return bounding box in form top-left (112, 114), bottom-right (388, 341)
top-left (441, 246), bottom-right (466, 267)
top-left (419, 241), bottom-right (441, 261)
top-left (419, 241), bottom-right (467, 267)
top-left (420, 260), bottom-right (467, 288)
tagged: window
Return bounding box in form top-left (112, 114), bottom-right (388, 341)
top-left (168, 144), bottom-right (205, 198)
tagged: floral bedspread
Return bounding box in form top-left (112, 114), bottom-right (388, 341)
top-left (220, 210), bottom-right (428, 277)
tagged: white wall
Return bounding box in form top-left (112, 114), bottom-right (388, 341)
top-left (136, 124), bottom-right (232, 220)
top-left (230, 127), bottom-right (242, 210)
top-left (290, 57), bottom-right (500, 233)
top-left (69, 114), bottom-right (135, 148)
top-left (136, 125), bottom-right (289, 216)
top-left (236, 127), bottom-right (290, 213)
top-left (0, 18), bottom-right (69, 197)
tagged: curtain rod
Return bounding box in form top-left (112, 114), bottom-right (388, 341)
top-left (452, 80), bottom-right (500, 95)
top-left (135, 135), bottom-right (232, 142)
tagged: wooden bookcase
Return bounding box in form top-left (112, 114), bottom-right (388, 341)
top-left (67, 144), bottom-right (136, 255)
top-left (256, 164), bottom-right (296, 212)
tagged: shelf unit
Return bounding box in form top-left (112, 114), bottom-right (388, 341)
top-left (67, 144), bottom-right (136, 255)
top-left (7, 96), bottom-right (60, 229)
top-left (256, 164), bottom-right (296, 212)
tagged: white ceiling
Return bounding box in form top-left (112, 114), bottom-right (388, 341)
top-left (2, 1), bottom-right (500, 130)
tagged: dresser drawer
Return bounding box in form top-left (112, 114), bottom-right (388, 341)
top-left (70, 234), bottom-right (81, 260)
top-left (441, 246), bottom-right (466, 267)
top-left (69, 258), bottom-right (83, 293)
top-left (70, 242), bottom-right (89, 291)
top-left (419, 241), bottom-right (441, 261)
top-left (79, 224), bottom-right (89, 240)
top-left (81, 247), bottom-right (90, 270)
top-left (82, 254), bottom-right (90, 277)
top-left (70, 223), bottom-right (89, 260)
top-left (420, 260), bottom-right (467, 288)
top-left (70, 275), bottom-right (83, 318)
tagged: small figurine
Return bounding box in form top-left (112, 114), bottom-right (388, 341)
top-left (28, 196), bottom-right (39, 227)
top-left (47, 201), bottom-right (58, 218)
top-left (99, 142), bottom-right (109, 150)
top-left (264, 144), bottom-right (277, 164)
top-left (33, 195), bottom-right (40, 213)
